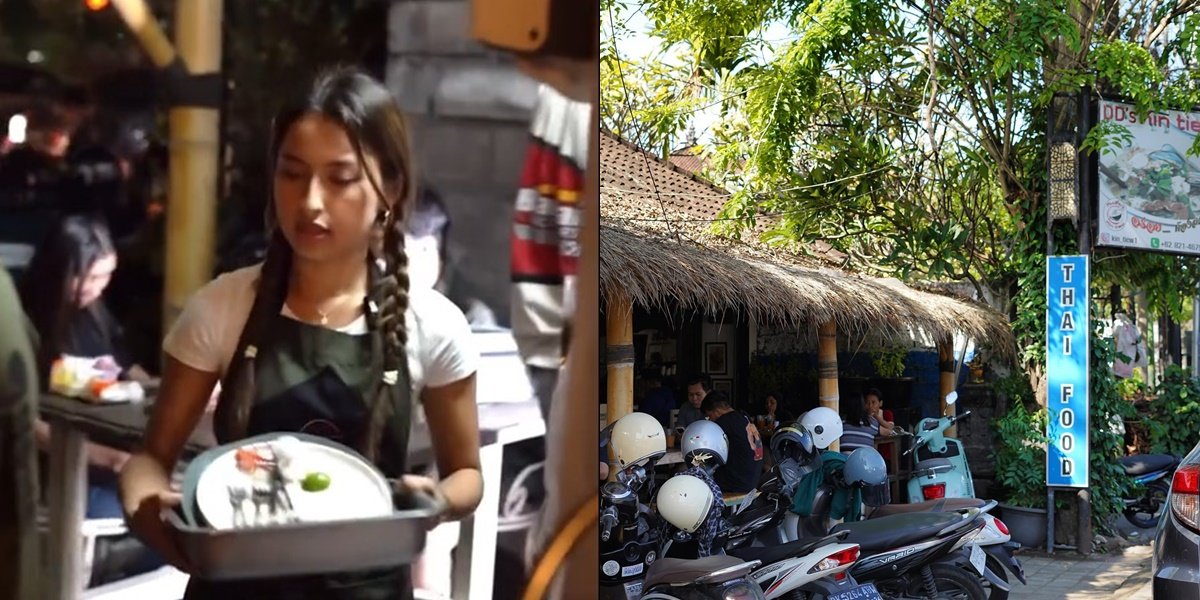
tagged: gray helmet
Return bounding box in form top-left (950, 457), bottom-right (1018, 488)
top-left (770, 424), bottom-right (818, 466)
top-left (844, 447), bottom-right (890, 507)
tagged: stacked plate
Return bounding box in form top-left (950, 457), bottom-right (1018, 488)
top-left (181, 432), bottom-right (394, 530)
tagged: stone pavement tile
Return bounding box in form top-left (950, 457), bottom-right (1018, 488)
top-left (1008, 545), bottom-right (1153, 600)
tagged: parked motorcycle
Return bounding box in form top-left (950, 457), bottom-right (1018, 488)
top-left (1120, 452), bottom-right (1180, 528)
top-left (601, 465), bottom-right (663, 599)
top-left (601, 413), bottom-right (670, 600)
top-left (639, 555), bottom-right (767, 600)
top-left (870, 499), bottom-right (1024, 600)
top-left (904, 392), bottom-right (975, 503)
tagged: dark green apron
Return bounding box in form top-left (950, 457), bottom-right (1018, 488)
top-left (184, 312), bottom-right (414, 600)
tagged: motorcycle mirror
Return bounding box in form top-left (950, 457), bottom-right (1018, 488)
top-left (945, 391), bottom-right (959, 406)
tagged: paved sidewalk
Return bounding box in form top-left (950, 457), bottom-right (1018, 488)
top-left (1012, 544), bottom-right (1152, 600)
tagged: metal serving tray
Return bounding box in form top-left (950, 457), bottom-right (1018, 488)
top-left (166, 491), bottom-right (439, 580)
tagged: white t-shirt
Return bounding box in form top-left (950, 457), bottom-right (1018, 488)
top-left (162, 264), bottom-right (478, 398)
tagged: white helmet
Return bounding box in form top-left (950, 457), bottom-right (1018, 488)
top-left (800, 406), bottom-right (843, 450)
top-left (656, 474), bottom-right (713, 533)
top-left (681, 420), bottom-right (728, 467)
top-left (611, 412), bottom-right (666, 467)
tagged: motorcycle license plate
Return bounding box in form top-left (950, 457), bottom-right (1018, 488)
top-left (828, 583), bottom-right (882, 600)
top-left (969, 543), bottom-right (987, 575)
top-left (623, 580), bottom-right (643, 599)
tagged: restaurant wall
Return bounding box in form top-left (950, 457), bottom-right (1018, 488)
top-left (702, 318), bottom-right (746, 407)
top-left (387, 0), bottom-right (540, 326)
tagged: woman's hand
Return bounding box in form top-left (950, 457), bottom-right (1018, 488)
top-left (396, 474), bottom-right (449, 530)
top-left (123, 487), bottom-right (190, 571)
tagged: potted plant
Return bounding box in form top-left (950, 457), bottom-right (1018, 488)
top-left (993, 399), bottom-right (1050, 548)
top-left (872, 346), bottom-right (908, 378)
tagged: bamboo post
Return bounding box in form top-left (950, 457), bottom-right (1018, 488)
top-left (817, 319), bottom-right (840, 451)
top-left (163, 0), bottom-right (223, 331)
top-left (606, 293), bottom-right (634, 425)
top-left (937, 338), bottom-right (957, 437)
top-left (110, 0), bottom-right (223, 332)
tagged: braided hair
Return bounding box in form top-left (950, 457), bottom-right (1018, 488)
top-left (215, 66), bottom-right (414, 468)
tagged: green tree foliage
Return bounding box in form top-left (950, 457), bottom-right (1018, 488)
top-left (606, 0), bottom-right (1200, 525)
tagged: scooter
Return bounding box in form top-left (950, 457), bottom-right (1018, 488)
top-left (829, 507), bottom-right (991, 600)
top-left (639, 556), bottom-right (767, 600)
top-left (905, 392), bottom-right (975, 502)
top-left (601, 464), bottom-right (663, 600)
top-left (663, 522), bottom-right (872, 600)
top-left (869, 499), bottom-right (1024, 600)
top-left (798, 459), bottom-right (1005, 600)
top-left (1119, 453), bottom-right (1180, 528)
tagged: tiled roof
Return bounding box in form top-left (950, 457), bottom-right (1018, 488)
top-left (600, 130), bottom-right (848, 264)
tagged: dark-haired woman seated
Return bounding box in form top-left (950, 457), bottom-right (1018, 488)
top-left (19, 215), bottom-right (152, 514)
top-left (19, 214), bottom-right (163, 582)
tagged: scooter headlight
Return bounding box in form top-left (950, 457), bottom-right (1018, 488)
top-left (722, 581), bottom-right (762, 600)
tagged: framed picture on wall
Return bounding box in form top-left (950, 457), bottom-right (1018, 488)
top-left (712, 379), bottom-right (734, 395)
top-left (705, 342), bottom-right (728, 375)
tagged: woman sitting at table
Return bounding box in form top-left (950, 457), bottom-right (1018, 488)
top-left (838, 395), bottom-right (879, 454)
top-left (19, 214), bottom-right (143, 517)
top-left (119, 67), bottom-right (482, 599)
top-left (18, 214), bottom-right (164, 583)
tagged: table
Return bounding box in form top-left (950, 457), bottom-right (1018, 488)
top-left (39, 395), bottom-right (213, 600)
top-left (39, 393), bottom-right (545, 600)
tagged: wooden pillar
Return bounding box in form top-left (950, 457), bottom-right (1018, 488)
top-left (164, 0), bottom-right (223, 330)
top-left (937, 337), bottom-right (957, 437)
top-left (606, 293), bottom-right (634, 425)
top-left (817, 320), bottom-right (840, 451)
top-left (110, 0), bottom-right (224, 332)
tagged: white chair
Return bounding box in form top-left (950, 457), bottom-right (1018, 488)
top-left (82, 565), bottom-right (189, 600)
top-left (37, 510), bottom-right (128, 587)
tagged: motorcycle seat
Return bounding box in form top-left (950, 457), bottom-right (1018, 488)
top-left (643, 555), bottom-right (748, 589)
top-left (726, 533), bottom-right (844, 565)
top-left (868, 497), bottom-right (987, 519)
top-left (913, 457), bottom-right (954, 474)
top-left (832, 512), bottom-right (962, 552)
top-left (1119, 454), bottom-right (1178, 476)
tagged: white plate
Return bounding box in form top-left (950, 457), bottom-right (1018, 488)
top-left (195, 439), bottom-right (393, 530)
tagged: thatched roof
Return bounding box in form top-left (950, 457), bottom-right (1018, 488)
top-left (600, 131), bottom-right (1016, 355)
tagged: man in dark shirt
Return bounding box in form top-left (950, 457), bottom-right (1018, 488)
top-left (702, 390), bottom-right (764, 495)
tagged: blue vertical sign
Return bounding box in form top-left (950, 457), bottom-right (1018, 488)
top-left (1046, 255), bottom-right (1090, 488)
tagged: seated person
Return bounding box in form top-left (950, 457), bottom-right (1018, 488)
top-left (839, 394), bottom-right (878, 454)
top-left (676, 375), bottom-right (708, 430)
top-left (18, 215), bottom-right (161, 582)
top-left (638, 369), bottom-right (675, 429)
top-left (763, 391), bottom-right (795, 425)
top-left (407, 185), bottom-right (499, 328)
top-left (864, 388), bottom-right (895, 435)
top-left (701, 390), bottom-right (763, 495)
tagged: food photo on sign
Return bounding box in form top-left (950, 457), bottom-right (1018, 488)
top-left (1097, 99), bottom-right (1200, 254)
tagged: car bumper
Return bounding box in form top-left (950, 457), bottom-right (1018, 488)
top-left (1153, 496), bottom-right (1200, 599)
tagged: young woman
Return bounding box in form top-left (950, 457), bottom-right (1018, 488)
top-left (19, 214), bottom-right (145, 516)
top-left (119, 67), bottom-right (483, 599)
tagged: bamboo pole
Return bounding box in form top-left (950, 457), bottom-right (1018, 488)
top-left (110, 0), bottom-right (177, 67)
top-left (108, 0), bottom-right (224, 332)
top-left (606, 293), bottom-right (634, 426)
top-left (817, 319), bottom-right (840, 451)
top-left (163, 0), bottom-right (223, 331)
top-left (937, 338), bottom-right (957, 437)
